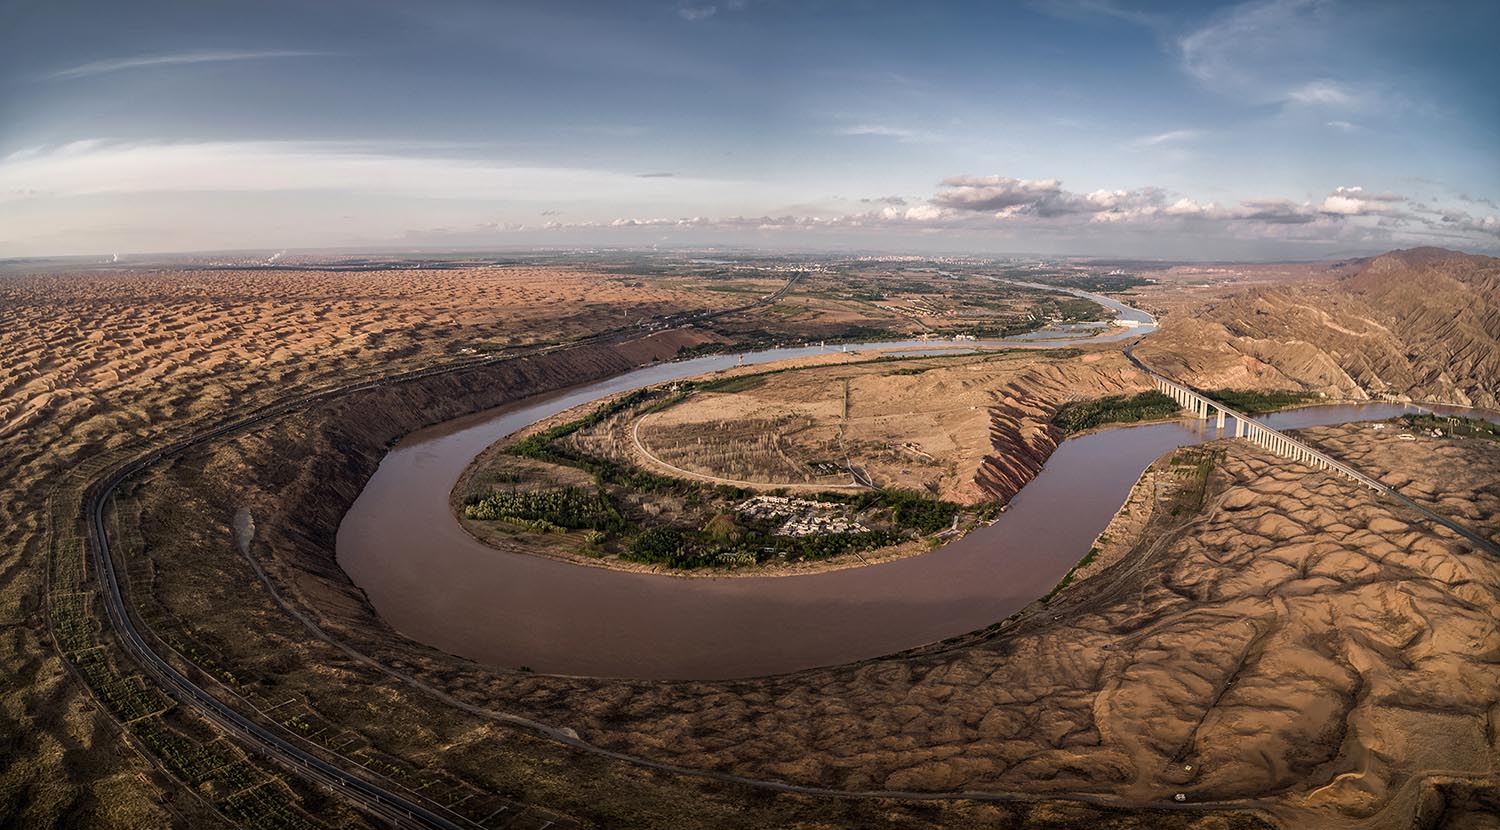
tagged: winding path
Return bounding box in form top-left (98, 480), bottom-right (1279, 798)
top-left (61, 274), bottom-right (1494, 827)
top-left (66, 277), bottom-right (804, 829)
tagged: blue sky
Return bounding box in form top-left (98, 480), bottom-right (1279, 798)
top-left (1, 0), bottom-right (1497, 259)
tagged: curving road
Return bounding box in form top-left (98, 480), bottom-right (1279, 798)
top-left (71, 275), bottom-right (805, 829)
top-left (66, 274), bottom-right (1492, 826)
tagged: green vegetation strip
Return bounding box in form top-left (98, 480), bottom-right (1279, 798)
top-left (1044, 446), bottom-right (1224, 603)
top-left (494, 383), bottom-right (984, 570)
top-left (1396, 412), bottom-right (1500, 440)
top-left (1052, 391), bottom-right (1179, 434)
top-left (1203, 388), bottom-right (1318, 413)
top-left (464, 486), bottom-right (626, 533)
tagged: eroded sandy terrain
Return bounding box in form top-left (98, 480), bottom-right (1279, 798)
top-left (0, 267), bottom-right (747, 440)
top-left (1134, 249), bottom-right (1500, 408)
top-left (13, 260), bottom-right (1500, 830)
top-left (490, 440), bottom-right (1498, 828)
top-left (123, 368), bottom-right (1500, 829)
top-left (0, 265), bottom-right (744, 828)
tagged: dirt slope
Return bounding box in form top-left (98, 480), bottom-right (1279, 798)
top-left (1135, 248), bottom-right (1500, 407)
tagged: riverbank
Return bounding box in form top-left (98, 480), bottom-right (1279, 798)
top-left (92, 267), bottom-right (1500, 829)
top-left (447, 346), bottom-right (1150, 578)
top-left (125, 379), bottom-right (1500, 829)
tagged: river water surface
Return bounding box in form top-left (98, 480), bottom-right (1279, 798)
top-left (335, 289), bottom-right (1460, 679)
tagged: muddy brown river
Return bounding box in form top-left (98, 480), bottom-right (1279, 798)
top-left (334, 289), bottom-right (1468, 679)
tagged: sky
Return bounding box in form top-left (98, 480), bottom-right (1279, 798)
top-left (1, 0), bottom-right (1497, 260)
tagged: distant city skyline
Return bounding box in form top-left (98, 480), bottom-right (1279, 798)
top-left (2, 0), bottom-right (1497, 259)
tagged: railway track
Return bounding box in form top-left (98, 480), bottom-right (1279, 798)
top-left (67, 274), bottom-right (1488, 826)
top-left (69, 274), bottom-right (801, 829)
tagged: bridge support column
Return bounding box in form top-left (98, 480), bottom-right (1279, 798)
top-left (1216, 408), bottom-right (1225, 430)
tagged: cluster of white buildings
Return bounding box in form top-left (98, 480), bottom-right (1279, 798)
top-left (736, 495), bottom-right (869, 537)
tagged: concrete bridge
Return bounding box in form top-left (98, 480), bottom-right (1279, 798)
top-left (1149, 376), bottom-right (1387, 493)
top-left (1146, 373), bottom-right (1500, 555)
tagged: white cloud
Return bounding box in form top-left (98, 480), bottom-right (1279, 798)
top-left (43, 50), bottom-right (331, 80)
top-left (902, 204), bottom-right (949, 222)
top-left (1237, 198), bottom-right (1318, 224)
top-left (1326, 120), bottom-right (1358, 132)
top-left (1319, 185), bottom-right (1405, 215)
top-left (1435, 209), bottom-right (1500, 238)
top-left (932, 176), bottom-right (1069, 214)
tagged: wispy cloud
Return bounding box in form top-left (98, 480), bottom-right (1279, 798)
top-left (677, 0), bottom-right (746, 22)
top-left (1285, 79), bottom-right (1360, 108)
top-left (1178, 0), bottom-right (1325, 88)
top-left (43, 49), bottom-right (332, 80)
top-left (835, 124), bottom-right (941, 143)
top-left (1030, 0), bottom-right (1164, 28)
top-left (1133, 128), bottom-right (1204, 147)
top-left (0, 140), bottom-right (735, 203)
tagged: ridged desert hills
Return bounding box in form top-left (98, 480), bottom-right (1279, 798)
top-left (1136, 247), bottom-right (1500, 407)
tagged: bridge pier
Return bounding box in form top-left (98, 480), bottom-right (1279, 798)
top-left (1151, 375), bottom-right (1353, 485)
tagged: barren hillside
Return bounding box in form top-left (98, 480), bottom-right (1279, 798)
top-left (1135, 248), bottom-right (1500, 407)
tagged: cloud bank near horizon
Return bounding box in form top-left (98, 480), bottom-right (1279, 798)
top-left (3, 1), bottom-right (1496, 259)
top-left (5, 140), bottom-right (1492, 258)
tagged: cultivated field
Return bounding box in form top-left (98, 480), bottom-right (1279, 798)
top-left (622, 349), bottom-right (1151, 502)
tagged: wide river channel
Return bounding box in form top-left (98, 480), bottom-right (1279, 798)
top-left (336, 289), bottom-right (1457, 680)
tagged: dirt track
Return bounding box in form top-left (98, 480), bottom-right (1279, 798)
top-left (112, 343), bottom-right (1500, 829)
